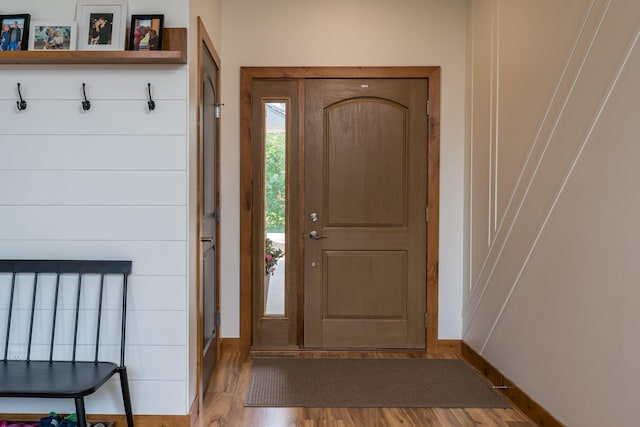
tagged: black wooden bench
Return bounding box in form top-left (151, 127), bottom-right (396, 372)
top-left (0, 260), bottom-right (134, 427)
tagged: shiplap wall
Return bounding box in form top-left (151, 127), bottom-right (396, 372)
top-left (0, 66), bottom-right (188, 415)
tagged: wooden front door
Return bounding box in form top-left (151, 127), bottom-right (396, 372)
top-left (304, 79), bottom-right (428, 348)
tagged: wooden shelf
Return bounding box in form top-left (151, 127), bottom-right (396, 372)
top-left (0, 50), bottom-right (185, 65)
top-left (0, 28), bottom-right (187, 65)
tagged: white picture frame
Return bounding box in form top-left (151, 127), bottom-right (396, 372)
top-left (76, 0), bottom-right (127, 51)
top-left (29, 21), bottom-right (77, 51)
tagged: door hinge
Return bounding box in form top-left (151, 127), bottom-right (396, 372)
top-left (214, 209), bottom-right (221, 222)
top-left (425, 207), bottom-right (429, 222)
top-left (425, 313), bottom-right (428, 327)
top-left (214, 103), bottom-right (224, 119)
top-left (426, 99), bottom-right (430, 117)
top-left (215, 312), bottom-right (221, 328)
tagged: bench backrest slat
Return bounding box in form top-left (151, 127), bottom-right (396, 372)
top-left (95, 273), bottom-right (105, 363)
top-left (3, 273), bottom-right (17, 361)
top-left (26, 273), bottom-right (39, 362)
top-left (49, 272), bottom-right (61, 362)
top-left (0, 260), bottom-right (132, 367)
top-left (72, 273), bottom-right (83, 363)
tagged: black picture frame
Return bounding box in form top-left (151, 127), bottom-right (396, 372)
top-left (0, 14), bottom-right (31, 51)
top-left (129, 14), bottom-right (164, 51)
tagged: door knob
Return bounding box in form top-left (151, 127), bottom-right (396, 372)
top-left (309, 231), bottom-right (327, 240)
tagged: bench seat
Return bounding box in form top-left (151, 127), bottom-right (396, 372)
top-left (0, 360), bottom-right (118, 398)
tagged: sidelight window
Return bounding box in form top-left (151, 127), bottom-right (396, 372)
top-left (263, 101), bottom-right (287, 316)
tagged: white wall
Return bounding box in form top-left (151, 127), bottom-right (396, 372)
top-left (0, 0), bottom-right (191, 417)
top-left (464, 1), bottom-right (640, 425)
top-left (221, 0), bottom-right (467, 340)
top-left (0, 0), bottom-right (188, 27)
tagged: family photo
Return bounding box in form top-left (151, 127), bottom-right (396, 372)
top-left (0, 17), bottom-right (28, 51)
top-left (130, 15), bottom-right (163, 51)
top-left (31, 24), bottom-right (74, 50)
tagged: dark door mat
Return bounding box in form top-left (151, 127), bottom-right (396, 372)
top-left (245, 358), bottom-right (510, 408)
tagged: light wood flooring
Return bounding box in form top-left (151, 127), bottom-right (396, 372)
top-left (199, 350), bottom-right (537, 427)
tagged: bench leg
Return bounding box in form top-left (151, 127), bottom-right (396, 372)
top-left (75, 397), bottom-right (88, 427)
top-left (119, 367), bottom-right (135, 427)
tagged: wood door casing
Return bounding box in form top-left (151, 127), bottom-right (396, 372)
top-left (239, 67), bottom-right (441, 354)
top-left (304, 79), bottom-right (428, 349)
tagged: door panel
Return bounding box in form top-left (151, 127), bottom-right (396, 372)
top-left (304, 79), bottom-right (428, 349)
top-left (325, 99), bottom-right (407, 226)
top-left (200, 45), bottom-right (219, 391)
top-left (325, 251), bottom-right (407, 318)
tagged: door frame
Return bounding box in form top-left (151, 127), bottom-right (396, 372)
top-left (196, 17), bottom-right (221, 410)
top-left (239, 67), bottom-right (441, 353)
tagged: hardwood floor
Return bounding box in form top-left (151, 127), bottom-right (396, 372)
top-left (199, 350), bottom-right (538, 427)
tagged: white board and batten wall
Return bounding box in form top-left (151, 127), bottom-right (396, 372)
top-left (0, 65), bottom-right (189, 415)
top-left (465, 1), bottom-right (640, 426)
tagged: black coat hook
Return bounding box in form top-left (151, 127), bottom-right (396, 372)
top-left (16, 83), bottom-right (27, 111)
top-left (82, 83), bottom-right (91, 111)
top-left (147, 83), bottom-right (156, 111)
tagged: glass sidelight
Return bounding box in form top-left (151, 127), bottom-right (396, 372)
top-left (263, 101), bottom-right (287, 317)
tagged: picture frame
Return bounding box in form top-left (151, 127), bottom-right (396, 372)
top-left (76, 0), bottom-right (128, 51)
top-left (129, 14), bottom-right (164, 51)
top-left (29, 21), bottom-right (77, 51)
top-left (0, 14), bottom-right (31, 51)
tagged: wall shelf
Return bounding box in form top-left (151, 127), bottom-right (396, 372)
top-left (0, 28), bottom-right (187, 65)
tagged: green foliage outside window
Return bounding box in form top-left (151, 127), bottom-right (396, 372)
top-left (265, 132), bottom-right (286, 233)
